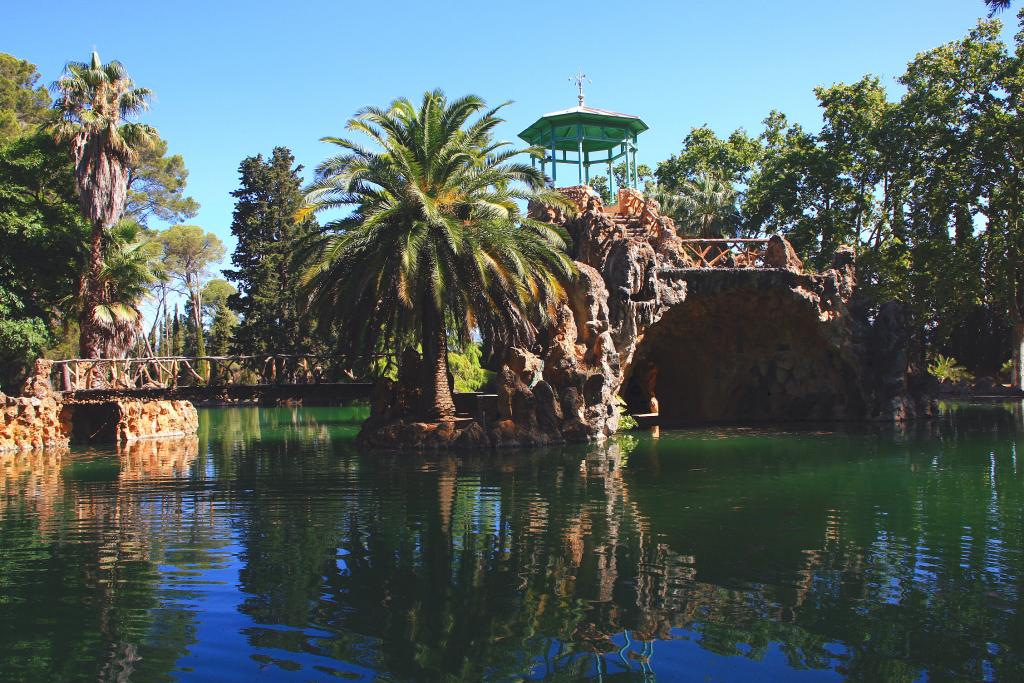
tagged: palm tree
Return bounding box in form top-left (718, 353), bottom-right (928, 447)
top-left (986, 0), bottom-right (1011, 16)
top-left (93, 221), bottom-right (159, 358)
top-left (653, 170), bottom-right (740, 238)
top-left (59, 220), bottom-right (159, 361)
top-left (300, 90), bottom-right (574, 420)
top-left (52, 51), bottom-right (154, 358)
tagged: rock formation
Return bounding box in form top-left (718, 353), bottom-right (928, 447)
top-left (0, 360), bottom-right (70, 452)
top-left (359, 186), bottom-right (934, 449)
top-left (0, 359), bottom-right (200, 452)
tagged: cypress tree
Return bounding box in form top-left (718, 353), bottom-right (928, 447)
top-left (224, 147), bottom-right (318, 357)
top-left (172, 304), bottom-right (184, 356)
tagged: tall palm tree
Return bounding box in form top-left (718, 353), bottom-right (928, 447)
top-left (52, 51), bottom-right (154, 358)
top-left (986, 0), bottom-right (1010, 16)
top-left (93, 221), bottom-right (159, 358)
top-left (300, 90), bottom-right (574, 420)
top-left (653, 171), bottom-right (740, 238)
top-left (59, 220), bottom-right (159, 361)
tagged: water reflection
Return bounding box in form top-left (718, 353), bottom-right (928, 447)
top-left (1, 436), bottom-right (205, 682)
top-left (0, 403), bottom-right (1023, 681)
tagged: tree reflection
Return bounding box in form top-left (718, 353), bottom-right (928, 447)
top-left (2, 403), bottom-right (1024, 681)
top-left (0, 437), bottom-right (208, 682)
top-left (227, 409), bottom-right (1024, 681)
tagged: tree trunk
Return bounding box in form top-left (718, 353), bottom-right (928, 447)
top-left (420, 302), bottom-right (456, 421)
top-left (78, 221), bottom-right (104, 359)
top-left (1014, 323), bottom-right (1024, 392)
top-left (190, 288), bottom-right (207, 381)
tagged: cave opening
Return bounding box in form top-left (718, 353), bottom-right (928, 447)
top-left (621, 287), bottom-right (863, 425)
top-left (64, 403), bottom-right (121, 444)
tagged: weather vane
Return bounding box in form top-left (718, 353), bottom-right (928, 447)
top-left (570, 69), bottom-right (590, 107)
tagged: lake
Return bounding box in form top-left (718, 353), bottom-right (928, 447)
top-left (1, 402), bottom-right (1023, 681)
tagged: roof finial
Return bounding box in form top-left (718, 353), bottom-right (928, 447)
top-left (570, 69), bottom-right (590, 107)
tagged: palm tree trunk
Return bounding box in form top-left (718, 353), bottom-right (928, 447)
top-left (420, 301), bottom-right (456, 420)
top-left (78, 222), bottom-right (104, 359)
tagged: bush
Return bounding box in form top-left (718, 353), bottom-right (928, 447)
top-left (928, 354), bottom-right (974, 384)
top-left (448, 343), bottom-right (494, 393)
top-left (1000, 359), bottom-right (1013, 382)
top-left (615, 395), bottom-right (638, 431)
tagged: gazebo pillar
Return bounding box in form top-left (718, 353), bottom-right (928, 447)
top-left (622, 142), bottom-right (630, 190)
top-left (576, 124), bottom-right (584, 184)
top-left (518, 95), bottom-right (648, 197)
top-left (549, 124), bottom-right (557, 184)
top-left (602, 150), bottom-right (610, 198)
top-left (626, 135), bottom-right (634, 187)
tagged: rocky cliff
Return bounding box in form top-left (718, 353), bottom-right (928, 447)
top-left (359, 186), bottom-right (934, 449)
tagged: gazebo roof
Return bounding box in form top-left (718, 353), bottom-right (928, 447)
top-left (519, 105), bottom-right (649, 153)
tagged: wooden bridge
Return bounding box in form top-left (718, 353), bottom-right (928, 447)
top-left (50, 354), bottom-right (376, 405)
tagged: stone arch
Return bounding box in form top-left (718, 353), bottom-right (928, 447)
top-left (622, 282), bottom-right (865, 424)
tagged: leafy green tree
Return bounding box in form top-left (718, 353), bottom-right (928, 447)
top-left (734, 17), bottom-right (1024, 382)
top-left (171, 304), bottom-right (185, 356)
top-left (655, 125), bottom-right (762, 190)
top-left (613, 162), bottom-right (654, 193)
top-left (0, 131), bottom-right (86, 388)
top-left (207, 304), bottom-right (238, 358)
top-left (0, 55), bottom-right (84, 387)
top-left (588, 174), bottom-right (611, 204)
top-left (0, 53), bottom-right (51, 141)
top-left (0, 290), bottom-right (50, 390)
top-left (744, 111), bottom-right (861, 267)
top-left (448, 342), bottom-right (493, 392)
top-left (224, 147), bottom-right (317, 358)
top-left (125, 133), bottom-right (199, 225)
top-left (201, 278), bottom-right (238, 356)
top-left (655, 170), bottom-right (740, 238)
top-left (52, 51), bottom-right (154, 358)
top-left (201, 278), bottom-right (235, 319)
top-left (300, 91), bottom-right (573, 419)
top-left (969, 16), bottom-right (1024, 386)
top-left (157, 224), bottom-right (225, 360)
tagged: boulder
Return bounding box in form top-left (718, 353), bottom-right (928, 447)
top-left (764, 235), bottom-right (804, 272)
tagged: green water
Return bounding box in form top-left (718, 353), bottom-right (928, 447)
top-left (1, 403), bottom-right (1024, 681)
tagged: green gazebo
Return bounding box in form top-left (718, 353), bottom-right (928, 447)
top-left (518, 84), bottom-right (648, 195)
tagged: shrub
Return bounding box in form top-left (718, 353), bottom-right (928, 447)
top-left (615, 395), bottom-right (638, 431)
top-left (928, 354), bottom-right (974, 384)
top-left (1000, 359), bottom-right (1013, 382)
top-left (448, 343), bottom-right (494, 393)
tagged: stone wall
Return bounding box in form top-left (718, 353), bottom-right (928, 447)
top-left (114, 399), bottom-right (199, 441)
top-left (63, 399), bottom-right (199, 444)
top-left (0, 360), bottom-right (71, 452)
top-left (0, 393), bottom-right (70, 452)
top-left (0, 359), bottom-right (199, 452)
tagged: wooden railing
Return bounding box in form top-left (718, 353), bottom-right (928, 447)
top-left (49, 354), bottom-right (366, 392)
top-left (678, 238), bottom-right (771, 268)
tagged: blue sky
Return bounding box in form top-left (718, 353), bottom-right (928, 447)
top-left (1, 0), bottom-right (1014, 270)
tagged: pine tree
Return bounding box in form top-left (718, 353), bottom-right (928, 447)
top-left (224, 147), bottom-right (318, 358)
top-left (171, 304), bottom-right (185, 356)
top-left (208, 304), bottom-right (237, 357)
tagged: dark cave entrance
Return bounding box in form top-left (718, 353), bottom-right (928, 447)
top-left (621, 288), bottom-right (863, 425)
